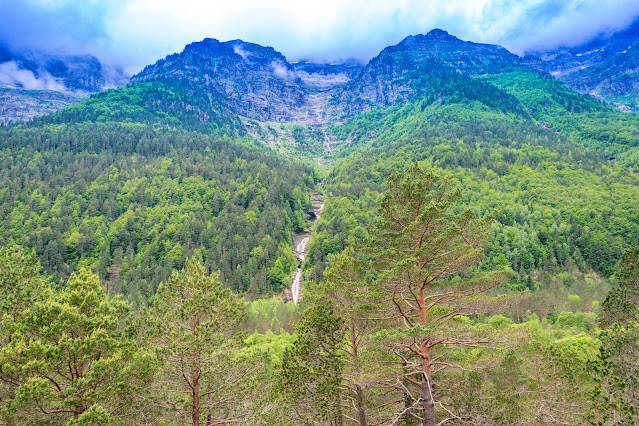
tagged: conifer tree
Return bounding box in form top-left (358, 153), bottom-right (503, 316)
top-left (313, 248), bottom-right (391, 426)
top-left (361, 163), bottom-right (510, 425)
top-left (280, 304), bottom-right (345, 425)
top-left (147, 258), bottom-right (262, 425)
top-left (0, 268), bottom-right (153, 424)
top-left (592, 247), bottom-right (639, 423)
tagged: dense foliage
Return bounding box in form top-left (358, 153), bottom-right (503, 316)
top-left (309, 98), bottom-right (639, 299)
top-left (2, 34), bottom-right (639, 424)
top-left (0, 120), bottom-right (314, 304)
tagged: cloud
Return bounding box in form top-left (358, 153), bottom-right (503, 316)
top-left (488, 0), bottom-right (639, 53)
top-left (2, 0), bottom-right (639, 71)
top-left (233, 45), bottom-right (250, 61)
top-left (0, 0), bottom-right (120, 55)
top-left (271, 61), bottom-right (297, 80)
top-left (0, 61), bottom-right (67, 91)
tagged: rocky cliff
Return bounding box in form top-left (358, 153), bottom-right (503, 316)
top-left (525, 17), bottom-right (639, 111)
top-left (132, 39), bottom-right (309, 122)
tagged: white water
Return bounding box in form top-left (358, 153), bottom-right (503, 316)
top-left (291, 269), bottom-right (302, 304)
top-left (296, 236), bottom-right (310, 262)
top-left (323, 130), bottom-right (333, 153)
top-left (290, 200), bottom-right (325, 304)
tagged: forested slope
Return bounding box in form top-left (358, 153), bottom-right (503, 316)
top-left (0, 83), bottom-right (315, 305)
top-left (2, 30), bottom-right (639, 425)
top-left (309, 84), bottom-right (639, 314)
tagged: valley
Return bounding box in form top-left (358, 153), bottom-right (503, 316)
top-left (1, 22), bottom-right (639, 425)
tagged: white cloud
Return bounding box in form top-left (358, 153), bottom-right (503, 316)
top-left (4, 0), bottom-right (639, 71)
top-left (233, 45), bottom-right (250, 61)
top-left (0, 61), bottom-right (67, 91)
top-left (271, 61), bottom-right (297, 80)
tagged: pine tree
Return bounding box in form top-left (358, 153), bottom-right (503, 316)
top-left (0, 268), bottom-right (153, 424)
top-left (312, 248), bottom-right (389, 426)
top-left (591, 247), bottom-right (639, 423)
top-left (361, 163), bottom-right (510, 425)
top-left (146, 258), bottom-right (263, 425)
top-left (280, 304), bottom-right (345, 425)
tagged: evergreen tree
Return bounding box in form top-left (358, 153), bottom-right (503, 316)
top-left (311, 248), bottom-right (390, 426)
top-left (361, 163), bottom-right (510, 425)
top-left (146, 258), bottom-right (263, 425)
top-left (280, 304), bottom-right (345, 425)
top-left (0, 268), bottom-right (153, 424)
top-left (592, 247), bottom-right (639, 423)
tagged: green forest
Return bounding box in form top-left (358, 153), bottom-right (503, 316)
top-left (1, 44), bottom-right (639, 425)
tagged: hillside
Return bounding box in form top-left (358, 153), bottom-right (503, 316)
top-left (3, 29), bottom-right (639, 302)
top-left (1, 28), bottom-right (639, 425)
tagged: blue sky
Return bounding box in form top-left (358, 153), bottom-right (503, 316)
top-left (2, 0), bottom-right (639, 73)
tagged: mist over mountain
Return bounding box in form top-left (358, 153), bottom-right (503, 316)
top-left (525, 16), bottom-right (639, 111)
top-left (0, 43), bottom-right (129, 123)
top-left (3, 9), bottom-right (639, 424)
top-left (4, 12), bottom-right (639, 126)
top-left (0, 43), bottom-right (128, 93)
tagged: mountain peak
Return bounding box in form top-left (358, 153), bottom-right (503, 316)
top-left (132, 38), bottom-right (306, 122)
top-left (426, 28), bottom-right (456, 40)
top-left (397, 30), bottom-right (461, 49)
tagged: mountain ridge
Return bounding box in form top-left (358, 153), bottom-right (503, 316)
top-left (524, 16), bottom-right (639, 111)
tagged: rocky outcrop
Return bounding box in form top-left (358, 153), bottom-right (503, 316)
top-left (132, 39), bottom-right (309, 122)
top-left (525, 17), bottom-right (639, 111)
top-left (292, 60), bottom-right (363, 91)
top-left (0, 88), bottom-right (84, 124)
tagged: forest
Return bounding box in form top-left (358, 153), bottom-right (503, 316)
top-left (0, 163), bottom-right (636, 424)
top-left (1, 50), bottom-right (639, 424)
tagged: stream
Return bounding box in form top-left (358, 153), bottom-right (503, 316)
top-left (317, 129), bottom-right (333, 165)
top-left (289, 194), bottom-right (324, 304)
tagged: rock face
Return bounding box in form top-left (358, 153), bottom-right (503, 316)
top-left (0, 44), bottom-right (129, 123)
top-left (525, 17), bottom-right (639, 111)
top-left (330, 29), bottom-right (525, 116)
top-left (292, 60), bottom-right (363, 91)
top-left (132, 39), bottom-right (309, 122)
top-left (0, 88), bottom-right (84, 124)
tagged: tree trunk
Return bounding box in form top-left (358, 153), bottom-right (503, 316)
top-left (420, 374), bottom-right (436, 426)
top-left (192, 370), bottom-right (201, 426)
top-left (401, 358), bottom-right (417, 425)
top-left (336, 401), bottom-right (344, 426)
top-left (351, 321), bottom-right (368, 426)
top-left (420, 345), bottom-right (436, 426)
top-left (356, 384), bottom-right (368, 426)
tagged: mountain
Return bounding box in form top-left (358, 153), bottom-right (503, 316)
top-left (128, 31), bottom-right (529, 123)
top-left (0, 44), bottom-right (128, 92)
top-left (4, 28), bottom-right (639, 298)
top-left (132, 38), bottom-right (309, 122)
top-left (330, 29), bottom-right (528, 116)
top-left (526, 17), bottom-right (639, 111)
top-left (0, 44), bottom-right (129, 123)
